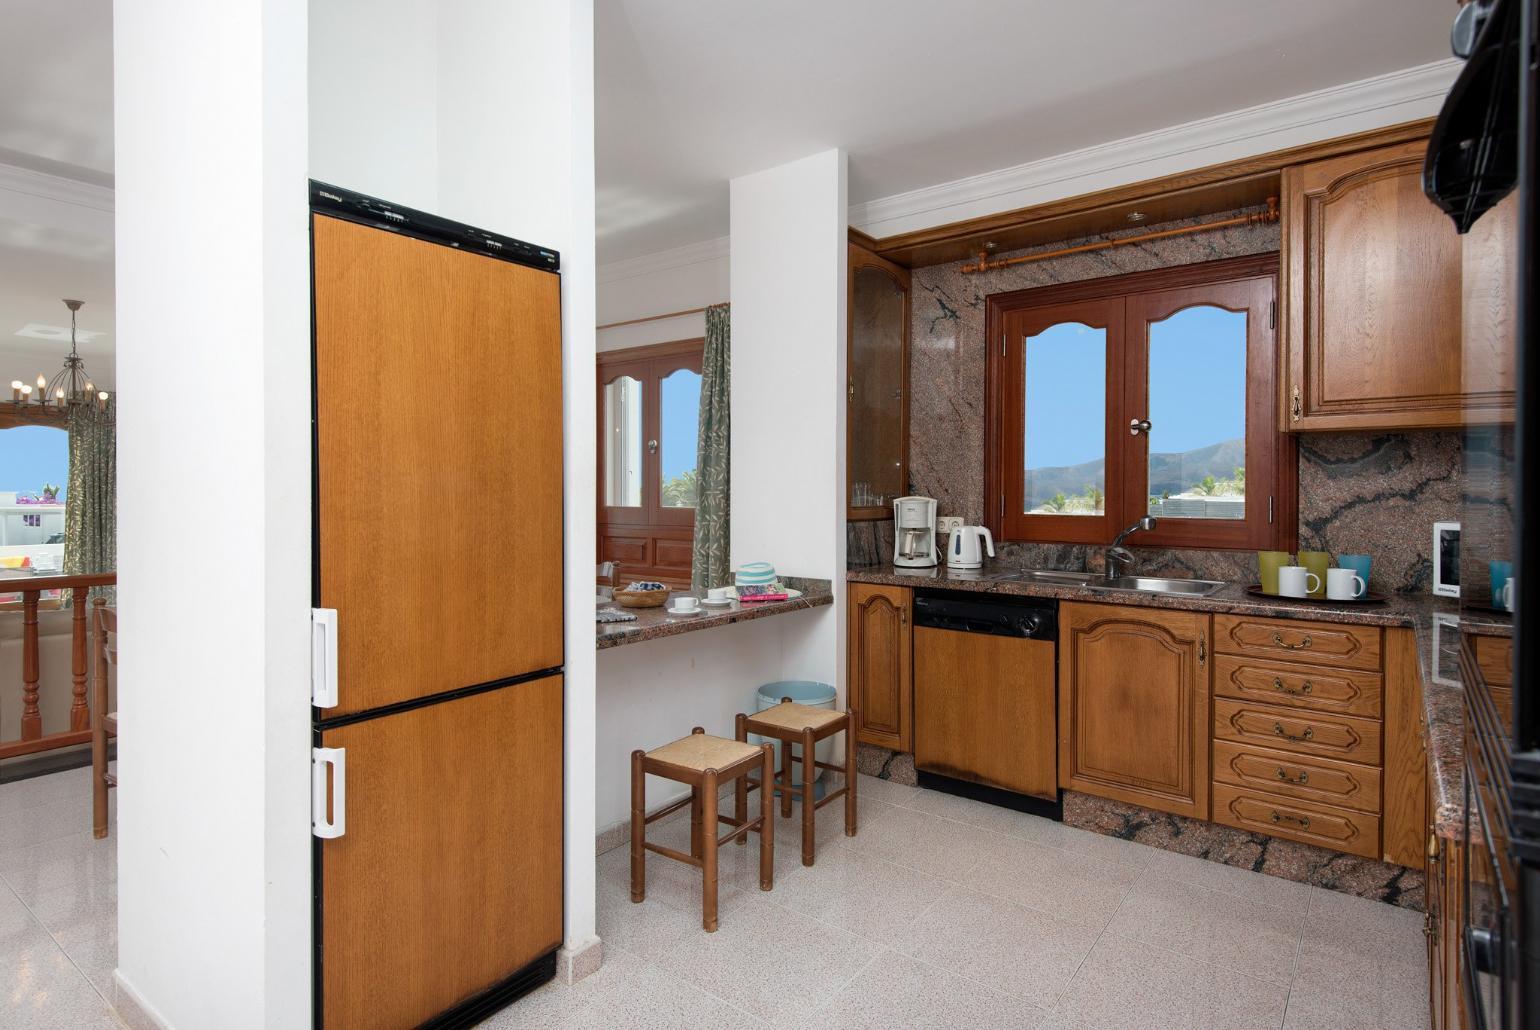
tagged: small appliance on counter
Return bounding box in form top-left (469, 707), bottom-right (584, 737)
top-left (893, 496), bottom-right (938, 568)
top-left (947, 525), bottom-right (994, 570)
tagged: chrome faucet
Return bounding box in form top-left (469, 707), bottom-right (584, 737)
top-left (1104, 516), bottom-right (1157, 580)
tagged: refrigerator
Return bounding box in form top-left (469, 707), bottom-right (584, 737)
top-left (307, 182), bottom-right (565, 1029)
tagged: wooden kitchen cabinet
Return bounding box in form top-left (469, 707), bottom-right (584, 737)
top-left (848, 583), bottom-right (912, 751)
top-left (1281, 140), bottom-right (1514, 430)
top-left (1058, 602), bottom-right (1210, 818)
top-left (847, 238), bottom-right (911, 519)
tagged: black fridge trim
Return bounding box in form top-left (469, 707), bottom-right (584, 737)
top-left (314, 666), bottom-right (566, 731)
top-left (309, 181), bottom-right (560, 273)
top-left (415, 950), bottom-right (558, 1030)
top-left (916, 770), bottom-right (1065, 821)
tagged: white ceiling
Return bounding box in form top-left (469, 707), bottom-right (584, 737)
top-left (596, 0), bottom-right (1455, 263)
top-left (0, 1), bottom-right (115, 390)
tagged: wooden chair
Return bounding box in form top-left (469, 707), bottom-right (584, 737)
top-left (91, 598), bottom-right (116, 839)
top-left (737, 701), bottom-right (857, 867)
top-left (631, 728), bottom-right (774, 932)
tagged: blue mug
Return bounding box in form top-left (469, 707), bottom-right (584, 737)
top-left (1337, 554), bottom-right (1371, 591)
top-left (1490, 560), bottom-right (1514, 610)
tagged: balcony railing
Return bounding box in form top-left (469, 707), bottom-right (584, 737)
top-left (1, 572), bottom-right (117, 760)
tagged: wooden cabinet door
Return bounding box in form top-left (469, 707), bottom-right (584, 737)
top-left (1282, 141), bottom-right (1471, 430)
top-left (848, 583), bottom-right (911, 751)
top-left (1058, 602), bottom-right (1210, 817)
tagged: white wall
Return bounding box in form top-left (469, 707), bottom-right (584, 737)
top-left (113, 0), bottom-right (311, 1027)
top-left (310, 0), bottom-right (600, 975)
top-left (596, 237), bottom-right (728, 352)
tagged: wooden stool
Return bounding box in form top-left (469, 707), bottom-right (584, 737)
top-left (736, 701), bottom-right (857, 867)
top-left (631, 728), bottom-right (775, 932)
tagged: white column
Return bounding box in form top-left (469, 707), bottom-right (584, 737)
top-left (113, 1), bottom-right (311, 1027)
top-left (728, 150), bottom-right (848, 699)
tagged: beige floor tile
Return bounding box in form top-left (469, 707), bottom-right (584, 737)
top-left (651, 895), bottom-right (881, 1025)
top-left (902, 786), bottom-right (1047, 837)
top-left (841, 802), bottom-right (1002, 880)
top-left (0, 795), bottom-right (96, 853)
top-left (815, 949), bottom-right (1050, 1030)
top-left (1303, 885), bottom-right (1423, 941)
top-left (61, 933), bottom-right (118, 1001)
top-left (0, 829), bottom-right (117, 905)
top-left (1010, 815), bottom-right (1159, 870)
top-left (1054, 932), bottom-right (1289, 1030)
top-left (769, 837), bottom-right (951, 945)
top-left (1139, 846), bottom-right (1313, 911)
top-left (1107, 874), bottom-right (1304, 984)
top-left (967, 832), bottom-right (1139, 929)
top-left (853, 773), bottom-right (921, 808)
top-left (1283, 976), bottom-right (1429, 1030)
top-left (593, 877), bottom-right (701, 962)
top-left (0, 891), bottom-right (120, 1029)
top-left (890, 884), bottom-right (1099, 1009)
top-left (598, 833), bottom-right (753, 924)
top-left (24, 877), bottom-right (118, 951)
top-left (1288, 908), bottom-right (1428, 1030)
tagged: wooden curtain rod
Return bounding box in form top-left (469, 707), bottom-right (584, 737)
top-left (961, 197), bottom-right (1279, 274)
top-left (596, 303), bottom-right (727, 331)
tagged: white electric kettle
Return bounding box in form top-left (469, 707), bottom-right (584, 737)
top-left (947, 525), bottom-right (994, 569)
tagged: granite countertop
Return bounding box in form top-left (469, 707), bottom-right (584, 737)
top-left (596, 577), bottom-right (832, 650)
top-left (847, 562), bottom-right (1507, 840)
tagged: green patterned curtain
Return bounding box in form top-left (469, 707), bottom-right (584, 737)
top-left (692, 304), bottom-right (731, 592)
top-left (65, 399), bottom-right (115, 600)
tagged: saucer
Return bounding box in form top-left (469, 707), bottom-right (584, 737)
top-left (667, 605), bottom-right (703, 616)
top-left (699, 597), bottom-right (734, 607)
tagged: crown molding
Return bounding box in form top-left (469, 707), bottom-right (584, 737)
top-left (597, 234), bottom-right (729, 285)
top-left (849, 59), bottom-right (1462, 238)
top-left (0, 162), bottom-right (114, 213)
top-left (0, 161), bottom-right (115, 243)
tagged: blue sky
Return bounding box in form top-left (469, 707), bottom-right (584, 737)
top-left (659, 369), bottom-right (701, 480)
top-left (0, 426), bottom-right (68, 500)
top-left (1025, 306), bottom-right (1246, 469)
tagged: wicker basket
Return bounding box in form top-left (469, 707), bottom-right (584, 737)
top-left (613, 587), bottom-right (669, 608)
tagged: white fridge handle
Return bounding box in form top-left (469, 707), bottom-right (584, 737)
top-left (311, 608), bottom-right (338, 709)
top-left (312, 746), bottom-right (346, 839)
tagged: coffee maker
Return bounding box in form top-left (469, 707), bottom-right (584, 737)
top-left (893, 496), bottom-right (938, 568)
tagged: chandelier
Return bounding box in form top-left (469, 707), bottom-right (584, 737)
top-left (7, 299), bottom-right (110, 411)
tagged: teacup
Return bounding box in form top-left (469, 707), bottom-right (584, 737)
top-left (1326, 567), bottom-right (1366, 601)
top-left (670, 595), bottom-right (700, 613)
top-left (1277, 566), bottom-right (1321, 599)
top-left (707, 587), bottom-right (732, 602)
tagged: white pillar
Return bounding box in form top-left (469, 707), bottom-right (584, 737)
top-left (113, 1), bottom-right (311, 1027)
top-left (729, 150), bottom-right (849, 699)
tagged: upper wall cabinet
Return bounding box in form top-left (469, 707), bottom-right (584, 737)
top-left (848, 240), bottom-right (911, 519)
top-left (1281, 140), bottom-right (1515, 431)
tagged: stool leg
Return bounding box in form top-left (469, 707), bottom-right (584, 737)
top-left (801, 726), bottom-right (816, 867)
top-left (780, 734), bottom-right (793, 819)
top-left (630, 749), bottom-right (645, 903)
top-left (734, 713), bottom-right (748, 846)
top-left (759, 743), bottom-right (774, 890)
top-left (844, 709), bottom-right (858, 837)
top-left (690, 786), bottom-right (703, 860)
top-left (701, 768), bottom-right (719, 932)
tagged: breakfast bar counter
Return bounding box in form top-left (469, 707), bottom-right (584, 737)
top-left (596, 576), bottom-right (832, 650)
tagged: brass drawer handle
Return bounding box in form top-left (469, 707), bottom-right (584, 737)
top-left (1270, 810), bottom-right (1310, 829)
top-left (1272, 633), bottom-right (1313, 650)
top-left (1199, 631), bottom-right (1206, 666)
top-left (1276, 766), bottom-right (1309, 785)
top-left (1291, 385), bottom-right (1302, 422)
top-left (1272, 677), bottom-right (1313, 696)
top-left (1273, 722), bottom-right (1314, 743)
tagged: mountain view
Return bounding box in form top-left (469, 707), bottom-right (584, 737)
top-left (1025, 438), bottom-right (1244, 511)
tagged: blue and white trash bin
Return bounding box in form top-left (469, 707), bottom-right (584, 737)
top-left (752, 680), bottom-right (837, 802)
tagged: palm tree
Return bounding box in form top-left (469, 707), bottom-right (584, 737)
top-left (1040, 492), bottom-right (1068, 513)
top-left (1190, 474), bottom-right (1219, 496)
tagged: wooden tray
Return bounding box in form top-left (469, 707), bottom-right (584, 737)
top-left (613, 587), bottom-right (669, 608)
top-left (1244, 584), bottom-right (1389, 605)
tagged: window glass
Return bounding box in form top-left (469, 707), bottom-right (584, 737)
top-left (659, 368), bottom-right (701, 508)
top-left (1023, 322), bottom-right (1105, 515)
top-left (0, 426), bottom-right (68, 567)
top-left (602, 375), bottom-right (643, 507)
top-left (1145, 306), bottom-right (1247, 520)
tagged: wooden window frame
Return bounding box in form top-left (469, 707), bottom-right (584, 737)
top-left (596, 338), bottom-right (704, 587)
top-left (985, 253), bottom-right (1296, 551)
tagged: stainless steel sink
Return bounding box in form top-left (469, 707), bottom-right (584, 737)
top-left (1091, 575), bottom-right (1227, 597)
top-left (1008, 569), bottom-right (1098, 587)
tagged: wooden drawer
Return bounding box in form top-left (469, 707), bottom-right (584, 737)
top-left (1212, 615), bottom-right (1382, 671)
top-left (1212, 782), bottom-right (1380, 858)
top-left (1212, 739), bottom-right (1381, 814)
top-left (1214, 698), bottom-right (1382, 765)
top-left (1212, 655), bottom-right (1382, 718)
top-left (1474, 635), bottom-right (1513, 688)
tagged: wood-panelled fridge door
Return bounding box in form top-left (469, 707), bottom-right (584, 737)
top-left (312, 214), bottom-right (564, 716)
top-left (318, 676), bottom-right (564, 1030)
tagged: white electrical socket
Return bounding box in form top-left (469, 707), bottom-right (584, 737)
top-left (937, 516), bottom-right (964, 536)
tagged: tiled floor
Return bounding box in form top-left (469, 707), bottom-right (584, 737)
top-left (486, 774), bottom-right (1430, 1030)
top-left (0, 765), bottom-right (122, 1029)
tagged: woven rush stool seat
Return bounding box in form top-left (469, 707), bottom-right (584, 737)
top-left (737, 699), bottom-right (857, 867)
top-left (631, 728), bottom-right (775, 932)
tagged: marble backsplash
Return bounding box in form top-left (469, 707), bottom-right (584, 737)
top-left (846, 207), bottom-right (1465, 594)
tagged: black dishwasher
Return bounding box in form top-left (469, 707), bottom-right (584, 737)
top-left (912, 590), bottom-right (1061, 818)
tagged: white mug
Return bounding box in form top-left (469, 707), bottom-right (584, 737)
top-left (1326, 567), bottom-right (1367, 600)
top-left (707, 586), bottom-right (732, 601)
top-left (1500, 575), bottom-right (1516, 612)
top-left (1277, 566), bottom-right (1321, 598)
top-left (670, 595), bottom-right (700, 612)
